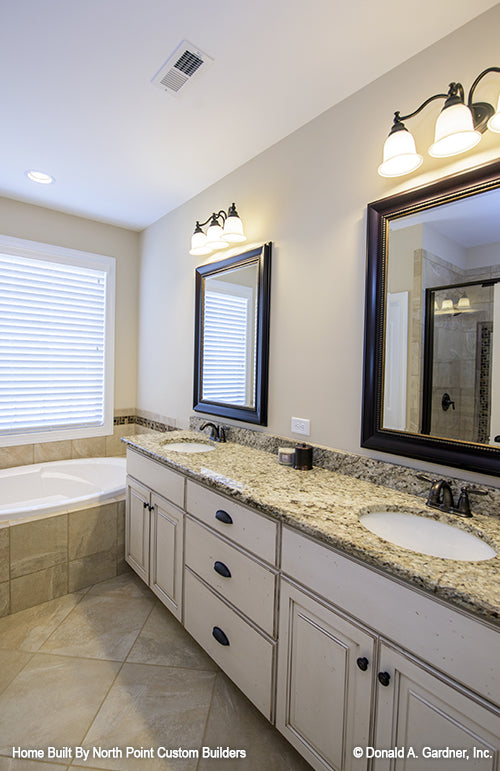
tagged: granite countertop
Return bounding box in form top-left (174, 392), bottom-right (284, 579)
top-left (123, 430), bottom-right (500, 626)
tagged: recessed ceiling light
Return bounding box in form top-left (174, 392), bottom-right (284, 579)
top-left (25, 170), bottom-right (55, 185)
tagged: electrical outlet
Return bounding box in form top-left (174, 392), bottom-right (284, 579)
top-left (291, 416), bottom-right (310, 436)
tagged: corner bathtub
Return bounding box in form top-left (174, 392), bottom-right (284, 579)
top-left (0, 457), bottom-right (127, 521)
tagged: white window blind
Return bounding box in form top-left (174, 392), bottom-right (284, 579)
top-left (202, 282), bottom-right (255, 407)
top-left (0, 237), bottom-right (115, 445)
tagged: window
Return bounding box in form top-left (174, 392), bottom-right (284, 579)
top-left (0, 235), bottom-right (115, 446)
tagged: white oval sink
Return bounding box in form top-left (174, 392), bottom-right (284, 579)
top-left (163, 442), bottom-right (215, 454)
top-left (359, 510), bottom-right (497, 562)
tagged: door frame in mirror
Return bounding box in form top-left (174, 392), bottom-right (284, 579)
top-left (362, 160), bottom-right (500, 476)
top-left (193, 242), bottom-right (271, 425)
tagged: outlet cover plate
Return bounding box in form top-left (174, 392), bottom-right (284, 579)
top-left (291, 417), bottom-right (310, 435)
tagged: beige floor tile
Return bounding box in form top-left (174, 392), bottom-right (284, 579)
top-left (199, 673), bottom-right (312, 770)
top-left (85, 571), bottom-right (153, 600)
top-left (81, 663), bottom-right (216, 771)
top-left (0, 650), bottom-right (31, 694)
top-left (127, 603), bottom-right (217, 671)
top-left (39, 594), bottom-right (154, 661)
top-left (0, 653), bottom-right (121, 755)
top-left (72, 768), bottom-right (112, 771)
top-left (0, 592), bottom-right (85, 652)
top-left (0, 759), bottom-right (68, 770)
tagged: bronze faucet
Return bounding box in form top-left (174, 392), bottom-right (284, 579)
top-left (200, 422), bottom-right (226, 442)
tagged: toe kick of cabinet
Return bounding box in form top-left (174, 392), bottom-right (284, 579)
top-left (184, 568), bottom-right (276, 721)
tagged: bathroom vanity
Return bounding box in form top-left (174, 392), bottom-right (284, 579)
top-left (124, 433), bottom-right (500, 771)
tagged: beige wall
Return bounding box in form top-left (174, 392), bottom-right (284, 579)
top-left (136, 6), bottom-right (500, 484)
top-left (0, 196), bottom-right (140, 411)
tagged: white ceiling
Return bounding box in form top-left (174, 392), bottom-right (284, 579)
top-left (0, 0), bottom-right (497, 231)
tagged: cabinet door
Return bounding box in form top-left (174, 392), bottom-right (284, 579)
top-left (150, 493), bottom-right (184, 621)
top-left (125, 477), bottom-right (150, 583)
top-left (374, 643), bottom-right (500, 770)
top-left (276, 580), bottom-right (375, 771)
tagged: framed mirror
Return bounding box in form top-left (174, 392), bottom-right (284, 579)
top-left (193, 243), bottom-right (271, 425)
top-left (362, 160), bottom-right (500, 475)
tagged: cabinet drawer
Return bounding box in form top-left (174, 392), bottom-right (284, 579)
top-left (186, 480), bottom-right (278, 565)
top-left (185, 516), bottom-right (277, 636)
top-left (184, 568), bottom-right (275, 720)
top-left (127, 448), bottom-right (184, 507)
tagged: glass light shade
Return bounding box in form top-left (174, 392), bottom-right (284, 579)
top-left (206, 220), bottom-right (229, 250)
top-left (190, 226), bottom-right (212, 256)
top-left (487, 95), bottom-right (500, 133)
top-left (429, 103), bottom-right (481, 157)
top-left (206, 220), bottom-right (224, 243)
top-left (222, 213), bottom-right (246, 243)
top-left (377, 129), bottom-right (423, 177)
top-left (189, 244), bottom-right (213, 256)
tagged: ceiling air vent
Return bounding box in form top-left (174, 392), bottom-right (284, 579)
top-left (151, 41), bottom-right (214, 95)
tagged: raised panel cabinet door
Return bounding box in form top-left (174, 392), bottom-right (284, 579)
top-left (373, 643), bottom-right (500, 771)
top-left (125, 477), bottom-right (150, 583)
top-left (150, 493), bottom-right (184, 621)
top-left (276, 580), bottom-right (375, 771)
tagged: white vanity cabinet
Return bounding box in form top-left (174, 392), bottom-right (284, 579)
top-left (278, 526), bottom-right (500, 771)
top-left (124, 447), bottom-right (500, 771)
top-left (183, 480), bottom-right (279, 720)
top-left (125, 449), bottom-right (185, 621)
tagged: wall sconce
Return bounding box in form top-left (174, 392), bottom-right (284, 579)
top-left (189, 203), bottom-right (246, 256)
top-left (378, 66), bottom-right (500, 178)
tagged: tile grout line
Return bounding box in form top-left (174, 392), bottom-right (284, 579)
top-left (0, 650), bottom-right (35, 698)
top-left (66, 586), bottom-right (158, 766)
top-left (67, 658), bottom-right (127, 768)
top-left (195, 669), bottom-right (221, 771)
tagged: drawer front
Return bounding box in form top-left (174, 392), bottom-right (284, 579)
top-left (184, 569), bottom-right (275, 720)
top-left (127, 448), bottom-right (184, 507)
top-left (186, 480), bottom-right (278, 565)
top-left (185, 516), bottom-right (277, 636)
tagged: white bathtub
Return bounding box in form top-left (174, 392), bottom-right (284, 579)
top-left (0, 457), bottom-right (126, 521)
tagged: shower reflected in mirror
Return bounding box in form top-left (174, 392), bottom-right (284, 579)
top-left (422, 279), bottom-right (499, 443)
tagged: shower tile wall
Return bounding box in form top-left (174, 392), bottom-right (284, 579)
top-left (410, 249), bottom-right (499, 443)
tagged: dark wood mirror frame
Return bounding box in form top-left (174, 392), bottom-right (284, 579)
top-left (362, 160), bottom-right (500, 476)
top-left (193, 242), bottom-right (271, 425)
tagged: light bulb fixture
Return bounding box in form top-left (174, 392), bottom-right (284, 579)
top-left (440, 298), bottom-right (455, 314)
top-left (189, 203), bottom-right (246, 256)
top-left (456, 295), bottom-right (471, 310)
top-left (25, 169), bottom-right (55, 184)
top-left (378, 66), bottom-right (500, 177)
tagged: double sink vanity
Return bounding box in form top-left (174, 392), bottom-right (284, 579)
top-left (123, 430), bottom-right (500, 771)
